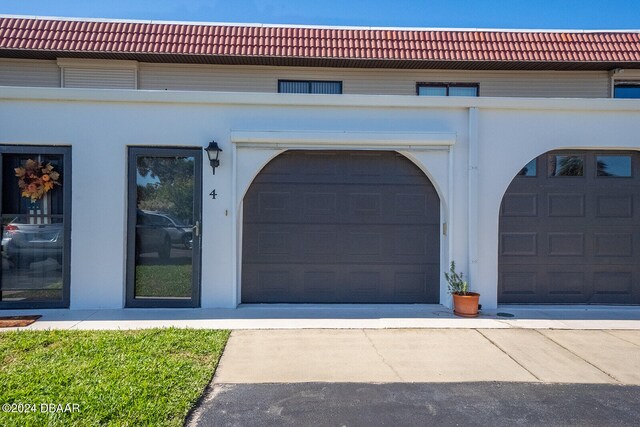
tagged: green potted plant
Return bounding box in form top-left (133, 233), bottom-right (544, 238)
top-left (444, 261), bottom-right (480, 317)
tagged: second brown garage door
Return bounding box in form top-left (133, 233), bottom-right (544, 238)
top-left (499, 150), bottom-right (640, 304)
top-left (242, 150), bottom-right (440, 303)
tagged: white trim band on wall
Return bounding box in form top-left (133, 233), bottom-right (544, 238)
top-left (230, 130), bottom-right (457, 148)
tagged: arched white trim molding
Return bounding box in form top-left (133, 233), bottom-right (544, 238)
top-left (230, 129), bottom-right (456, 306)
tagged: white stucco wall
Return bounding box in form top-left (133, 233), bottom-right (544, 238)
top-left (1, 87), bottom-right (639, 309)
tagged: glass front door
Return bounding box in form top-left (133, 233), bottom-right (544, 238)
top-left (0, 146), bottom-right (71, 309)
top-left (126, 147), bottom-right (202, 307)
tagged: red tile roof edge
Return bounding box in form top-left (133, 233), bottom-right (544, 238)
top-left (2, 16), bottom-right (640, 64)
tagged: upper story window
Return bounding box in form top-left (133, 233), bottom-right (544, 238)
top-left (417, 83), bottom-right (479, 97)
top-left (57, 58), bottom-right (138, 90)
top-left (278, 80), bottom-right (342, 94)
top-left (614, 82), bottom-right (640, 98)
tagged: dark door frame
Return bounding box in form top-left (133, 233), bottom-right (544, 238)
top-left (126, 146), bottom-right (202, 308)
top-left (0, 145), bottom-right (72, 309)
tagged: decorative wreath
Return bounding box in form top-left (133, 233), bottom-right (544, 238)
top-left (15, 159), bottom-right (61, 202)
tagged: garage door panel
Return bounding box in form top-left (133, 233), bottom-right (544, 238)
top-left (304, 271), bottom-right (339, 301)
top-left (591, 265), bottom-right (640, 304)
top-left (302, 230), bottom-right (339, 256)
top-left (500, 269), bottom-right (538, 301)
top-left (501, 269), bottom-right (581, 302)
top-left (593, 233), bottom-right (634, 258)
top-left (547, 193), bottom-right (586, 217)
top-left (500, 232), bottom-right (538, 257)
top-left (501, 193), bottom-right (538, 217)
top-left (245, 185), bottom-right (437, 225)
top-left (244, 223), bottom-right (438, 265)
top-left (396, 191), bottom-right (440, 220)
top-left (393, 230), bottom-right (428, 256)
top-left (547, 270), bottom-right (588, 299)
top-left (253, 152), bottom-right (428, 186)
top-left (547, 233), bottom-right (586, 257)
top-left (258, 231), bottom-right (293, 256)
top-left (243, 150), bottom-right (440, 304)
top-left (304, 192), bottom-right (338, 216)
top-left (594, 193), bottom-right (634, 218)
top-left (241, 270), bottom-right (293, 303)
top-left (257, 191), bottom-right (292, 215)
top-left (592, 271), bottom-right (634, 301)
top-left (502, 237), bottom-right (636, 266)
top-left (244, 225), bottom-right (341, 264)
top-left (349, 192), bottom-right (382, 216)
top-left (243, 190), bottom-right (293, 221)
top-left (395, 193), bottom-right (428, 216)
top-left (500, 150), bottom-right (640, 304)
top-left (303, 152), bottom-right (340, 176)
top-left (346, 152), bottom-right (384, 177)
top-left (348, 232), bottom-right (382, 256)
top-left (243, 263), bottom-right (438, 303)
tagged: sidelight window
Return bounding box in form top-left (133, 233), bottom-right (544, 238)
top-left (0, 146), bottom-right (71, 308)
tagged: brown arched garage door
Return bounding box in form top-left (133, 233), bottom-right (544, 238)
top-left (242, 150), bottom-right (440, 303)
top-left (499, 150), bottom-right (640, 304)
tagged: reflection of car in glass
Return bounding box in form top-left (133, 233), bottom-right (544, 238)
top-left (1, 220), bottom-right (63, 268)
top-left (136, 210), bottom-right (193, 259)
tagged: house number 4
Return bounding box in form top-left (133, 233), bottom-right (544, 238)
top-left (209, 189), bottom-right (217, 199)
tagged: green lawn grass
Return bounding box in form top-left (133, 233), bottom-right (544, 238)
top-left (0, 328), bottom-right (229, 426)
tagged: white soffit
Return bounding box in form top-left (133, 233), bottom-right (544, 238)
top-left (230, 130), bottom-right (456, 149)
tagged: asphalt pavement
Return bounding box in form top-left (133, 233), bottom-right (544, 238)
top-left (189, 382), bottom-right (640, 426)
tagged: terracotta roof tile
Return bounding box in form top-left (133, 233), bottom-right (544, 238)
top-left (1, 16), bottom-right (640, 65)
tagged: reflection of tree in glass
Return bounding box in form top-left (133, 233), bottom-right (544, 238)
top-left (596, 160), bottom-right (611, 176)
top-left (555, 156), bottom-right (583, 176)
top-left (517, 160), bottom-right (536, 177)
top-left (136, 157), bottom-right (194, 224)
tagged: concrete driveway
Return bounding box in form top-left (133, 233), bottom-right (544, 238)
top-left (188, 328), bottom-right (640, 426)
top-left (214, 329), bottom-right (640, 384)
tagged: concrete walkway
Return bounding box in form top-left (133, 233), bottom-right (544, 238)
top-left (214, 329), bottom-right (640, 384)
top-left (2, 304), bottom-right (640, 330)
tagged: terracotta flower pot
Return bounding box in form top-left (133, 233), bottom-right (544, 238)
top-left (452, 292), bottom-right (480, 318)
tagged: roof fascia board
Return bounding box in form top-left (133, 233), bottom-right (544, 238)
top-left (1, 50), bottom-right (635, 71)
top-left (57, 58), bottom-right (139, 69)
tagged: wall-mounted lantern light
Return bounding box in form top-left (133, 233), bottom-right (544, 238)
top-left (204, 140), bottom-right (223, 174)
